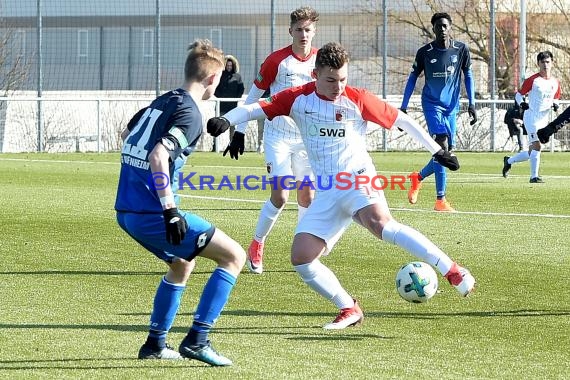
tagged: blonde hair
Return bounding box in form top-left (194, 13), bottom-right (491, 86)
top-left (184, 39), bottom-right (225, 82)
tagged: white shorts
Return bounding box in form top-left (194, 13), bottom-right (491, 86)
top-left (263, 131), bottom-right (313, 180)
top-left (524, 110), bottom-right (550, 143)
top-left (295, 182), bottom-right (389, 252)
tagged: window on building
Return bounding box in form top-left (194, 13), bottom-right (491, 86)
top-left (143, 29), bottom-right (154, 58)
top-left (78, 29), bottom-right (88, 62)
top-left (210, 28), bottom-right (222, 49)
top-left (14, 30), bottom-right (26, 56)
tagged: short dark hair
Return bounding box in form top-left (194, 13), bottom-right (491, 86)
top-left (315, 42), bottom-right (349, 70)
top-left (431, 12), bottom-right (452, 26)
top-left (537, 51), bottom-right (553, 62)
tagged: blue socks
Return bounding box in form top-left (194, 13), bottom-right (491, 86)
top-left (185, 267), bottom-right (237, 347)
top-left (419, 158), bottom-right (447, 199)
top-left (147, 277), bottom-right (186, 348)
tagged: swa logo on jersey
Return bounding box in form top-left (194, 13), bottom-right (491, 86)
top-left (319, 127), bottom-right (345, 137)
top-left (308, 124), bottom-right (346, 137)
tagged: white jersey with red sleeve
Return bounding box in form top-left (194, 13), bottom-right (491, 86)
top-left (260, 83), bottom-right (399, 178)
top-left (254, 45), bottom-right (317, 140)
top-left (518, 73), bottom-right (561, 129)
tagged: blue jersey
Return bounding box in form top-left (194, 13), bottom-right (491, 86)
top-left (114, 88), bottom-right (202, 214)
top-left (411, 40), bottom-right (472, 113)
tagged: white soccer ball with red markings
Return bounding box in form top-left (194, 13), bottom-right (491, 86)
top-left (395, 261), bottom-right (438, 303)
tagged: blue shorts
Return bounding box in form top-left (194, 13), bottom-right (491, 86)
top-left (423, 109), bottom-right (458, 148)
top-left (116, 211), bottom-right (215, 263)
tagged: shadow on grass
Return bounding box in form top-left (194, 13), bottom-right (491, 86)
top-left (0, 357), bottom-right (207, 370)
top-left (1, 308), bottom-right (567, 333)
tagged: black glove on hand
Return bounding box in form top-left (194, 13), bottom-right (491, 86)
top-left (520, 102), bottom-right (529, 111)
top-left (207, 117), bottom-right (231, 137)
top-left (537, 126), bottom-right (555, 144)
top-left (552, 103), bottom-right (560, 112)
top-left (433, 149), bottom-right (460, 171)
top-left (468, 105), bottom-right (478, 126)
top-left (163, 208), bottom-right (188, 245)
top-left (223, 131), bottom-right (245, 160)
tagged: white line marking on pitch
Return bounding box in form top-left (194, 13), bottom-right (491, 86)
top-left (178, 194), bottom-right (570, 219)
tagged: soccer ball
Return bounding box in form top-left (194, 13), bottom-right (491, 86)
top-left (395, 261), bottom-right (438, 303)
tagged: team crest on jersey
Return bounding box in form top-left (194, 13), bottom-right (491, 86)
top-left (266, 162), bottom-right (273, 174)
top-left (451, 55), bottom-right (458, 63)
top-left (335, 109), bottom-right (346, 122)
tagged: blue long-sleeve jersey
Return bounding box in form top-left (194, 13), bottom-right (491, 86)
top-left (401, 39), bottom-right (475, 114)
top-left (114, 89), bottom-right (202, 214)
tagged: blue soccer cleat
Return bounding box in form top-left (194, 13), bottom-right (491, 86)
top-left (179, 340), bottom-right (233, 366)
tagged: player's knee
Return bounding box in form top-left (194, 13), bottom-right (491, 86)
top-left (270, 192), bottom-right (288, 208)
top-left (296, 188), bottom-right (313, 207)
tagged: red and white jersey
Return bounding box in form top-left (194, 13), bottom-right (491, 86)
top-left (255, 45), bottom-right (317, 140)
top-left (260, 83), bottom-right (398, 178)
top-left (518, 73), bottom-right (561, 129)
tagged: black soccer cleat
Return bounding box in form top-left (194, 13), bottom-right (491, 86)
top-left (502, 156), bottom-right (512, 178)
top-left (529, 177), bottom-right (544, 184)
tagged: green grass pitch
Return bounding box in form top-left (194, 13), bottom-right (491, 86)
top-left (0, 151), bottom-right (569, 379)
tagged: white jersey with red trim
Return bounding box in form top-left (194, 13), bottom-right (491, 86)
top-left (518, 73), bottom-right (561, 129)
top-left (260, 83), bottom-right (399, 179)
top-left (254, 45), bottom-right (317, 140)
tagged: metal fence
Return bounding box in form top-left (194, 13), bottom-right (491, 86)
top-left (1, 95), bottom-right (568, 153)
top-left (1, 0), bottom-right (569, 152)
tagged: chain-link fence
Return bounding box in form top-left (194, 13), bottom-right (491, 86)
top-left (1, 0), bottom-right (569, 152)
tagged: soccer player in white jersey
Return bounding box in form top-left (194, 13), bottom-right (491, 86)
top-left (502, 51), bottom-right (561, 183)
top-left (208, 42), bottom-right (475, 329)
top-left (225, 7), bottom-right (319, 274)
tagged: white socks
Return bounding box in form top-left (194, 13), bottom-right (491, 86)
top-left (530, 150), bottom-right (541, 178)
top-left (381, 219), bottom-right (453, 275)
top-left (508, 150), bottom-right (529, 164)
top-left (254, 200), bottom-right (283, 243)
top-left (507, 150), bottom-right (541, 179)
top-left (294, 260), bottom-right (354, 309)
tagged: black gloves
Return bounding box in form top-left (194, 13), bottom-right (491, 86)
top-left (552, 103), bottom-right (559, 112)
top-left (207, 117), bottom-right (231, 137)
top-left (433, 149), bottom-right (460, 171)
top-left (163, 208), bottom-right (187, 245)
top-left (223, 131), bottom-right (245, 160)
top-left (520, 102), bottom-right (529, 111)
top-left (537, 127), bottom-right (553, 144)
top-left (468, 105), bottom-right (477, 126)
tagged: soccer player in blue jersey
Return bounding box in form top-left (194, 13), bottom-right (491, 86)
top-left (114, 39), bottom-right (245, 366)
top-left (400, 12), bottom-right (477, 212)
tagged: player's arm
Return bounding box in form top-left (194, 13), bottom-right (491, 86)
top-left (358, 89), bottom-right (459, 171)
top-left (515, 77), bottom-right (533, 109)
top-left (395, 112), bottom-right (460, 170)
top-left (206, 102), bottom-right (267, 160)
top-left (234, 84), bottom-right (269, 134)
top-left (464, 68), bottom-right (477, 125)
top-left (400, 49), bottom-right (423, 111)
